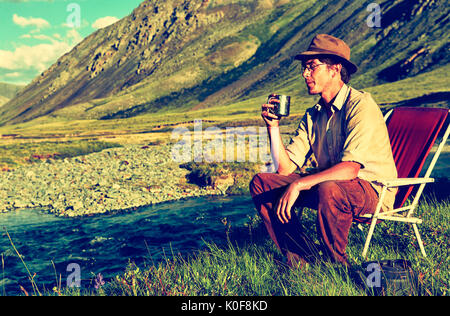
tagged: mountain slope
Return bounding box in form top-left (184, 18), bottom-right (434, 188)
top-left (0, 82), bottom-right (24, 99)
top-left (0, 82), bottom-right (25, 107)
top-left (0, 96), bottom-right (9, 107)
top-left (0, 0), bottom-right (448, 125)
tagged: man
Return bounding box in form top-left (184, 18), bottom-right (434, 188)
top-left (249, 34), bottom-right (398, 267)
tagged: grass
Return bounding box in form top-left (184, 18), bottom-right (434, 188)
top-left (100, 242), bottom-right (365, 296)
top-left (92, 196), bottom-right (450, 296)
top-left (362, 63), bottom-right (450, 105)
top-left (5, 194), bottom-right (447, 296)
top-left (0, 139), bottom-right (122, 170)
top-left (102, 196), bottom-right (448, 297)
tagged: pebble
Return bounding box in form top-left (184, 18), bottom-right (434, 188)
top-left (0, 144), bottom-right (226, 217)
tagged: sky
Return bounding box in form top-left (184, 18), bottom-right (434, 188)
top-left (0, 0), bottom-right (144, 85)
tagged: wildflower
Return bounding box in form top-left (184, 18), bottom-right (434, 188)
top-left (94, 273), bottom-right (105, 289)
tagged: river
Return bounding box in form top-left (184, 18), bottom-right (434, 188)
top-left (0, 195), bottom-right (255, 295)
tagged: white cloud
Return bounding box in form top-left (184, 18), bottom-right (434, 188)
top-left (20, 33), bottom-right (55, 42)
top-left (92, 16), bottom-right (119, 29)
top-left (66, 28), bottom-right (83, 44)
top-left (0, 29), bottom-right (83, 73)
top-left (5, 72), bottom-right (21, 78)
top-left (0, 42), bottom-right (70, 72)
top-left (13, 13), bottom-right (50, 29)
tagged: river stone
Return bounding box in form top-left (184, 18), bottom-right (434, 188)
top-left (0, 144), bottom-right (228, 217)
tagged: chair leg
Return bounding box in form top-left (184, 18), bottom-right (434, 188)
top-left (362, 218), bottom-right (378, 258)
top-left (412, 224), bottom-right (427, 257)
top-left (362, 186), bottom-right (386, 258)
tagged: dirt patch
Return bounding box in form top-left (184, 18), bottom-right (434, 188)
top-left (207, 40), bottom-right (259, 69)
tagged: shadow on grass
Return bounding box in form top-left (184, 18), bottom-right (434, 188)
top-left (422, 177), bottom-right (450, 203)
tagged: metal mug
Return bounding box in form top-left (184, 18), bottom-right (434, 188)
top-left (267, 94), bottom-right (290, 117)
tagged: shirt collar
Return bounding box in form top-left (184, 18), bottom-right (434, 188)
top-left (314, 84), bottom-right (350, 112)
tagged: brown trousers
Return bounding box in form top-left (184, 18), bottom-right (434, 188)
top-left (249, 173), bottom-right (379, 266)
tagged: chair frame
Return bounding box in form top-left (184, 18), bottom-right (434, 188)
top-left (360, 108), bottom-right (450, 258)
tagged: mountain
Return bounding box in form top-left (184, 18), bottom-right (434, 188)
top-left (0, 82), bottom-right (25, 107)
top-left (0, 82), bottom-right (24, 99)
top-left (0, 96), bottom-right (9, 107)
top-left (0, 0), bottom-right (448, 125)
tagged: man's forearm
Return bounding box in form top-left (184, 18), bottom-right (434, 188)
top-left (292, 161), bottom-right (361, 191)
top-left (268, 126), bottom-right (297, 175)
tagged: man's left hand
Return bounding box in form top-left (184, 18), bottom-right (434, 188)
top-left (276, 180), bottom-right (312, 224)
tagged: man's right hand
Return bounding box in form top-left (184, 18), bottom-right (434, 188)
top-left (261, 99), bottom-right (281, 128)
top-left (261, 95), bottom-right (297, 175)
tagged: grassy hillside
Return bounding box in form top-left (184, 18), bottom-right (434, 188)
top-left (0, 0), bottom-right (448, 126)
top-left (0, 0), bottom-right (448, 173)
top-left (0, 63), bottom-right (448, 174)
top-left (0, 64), bottom-right (448, 141)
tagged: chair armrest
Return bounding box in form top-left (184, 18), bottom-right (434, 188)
top-left (374, 177), bottom-right (434, 188)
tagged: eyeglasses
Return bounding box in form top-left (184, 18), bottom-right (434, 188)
top-left (301, 63), bottom-right (326, 73)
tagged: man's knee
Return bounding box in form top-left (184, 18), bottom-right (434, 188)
top-left (317, 181), bottom-right (342, 200)
top-left (250, 172), bottom-right (303, 199)
top-left (317, 181), bottom-right (349, 214)
top-left (249, 173), bottom-right (267, 197)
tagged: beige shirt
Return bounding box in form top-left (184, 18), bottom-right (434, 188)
top-left (286, 84), bottom-right (398, 211)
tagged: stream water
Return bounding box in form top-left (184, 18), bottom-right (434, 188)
top-left (0, 195), bottom-right (255, 295)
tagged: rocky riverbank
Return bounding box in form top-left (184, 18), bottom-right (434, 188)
top-left (0, 144), bottom-right (232, 217)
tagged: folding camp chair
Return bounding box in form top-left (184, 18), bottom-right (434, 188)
top-left (359, 107), bottom-right (450, 258)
